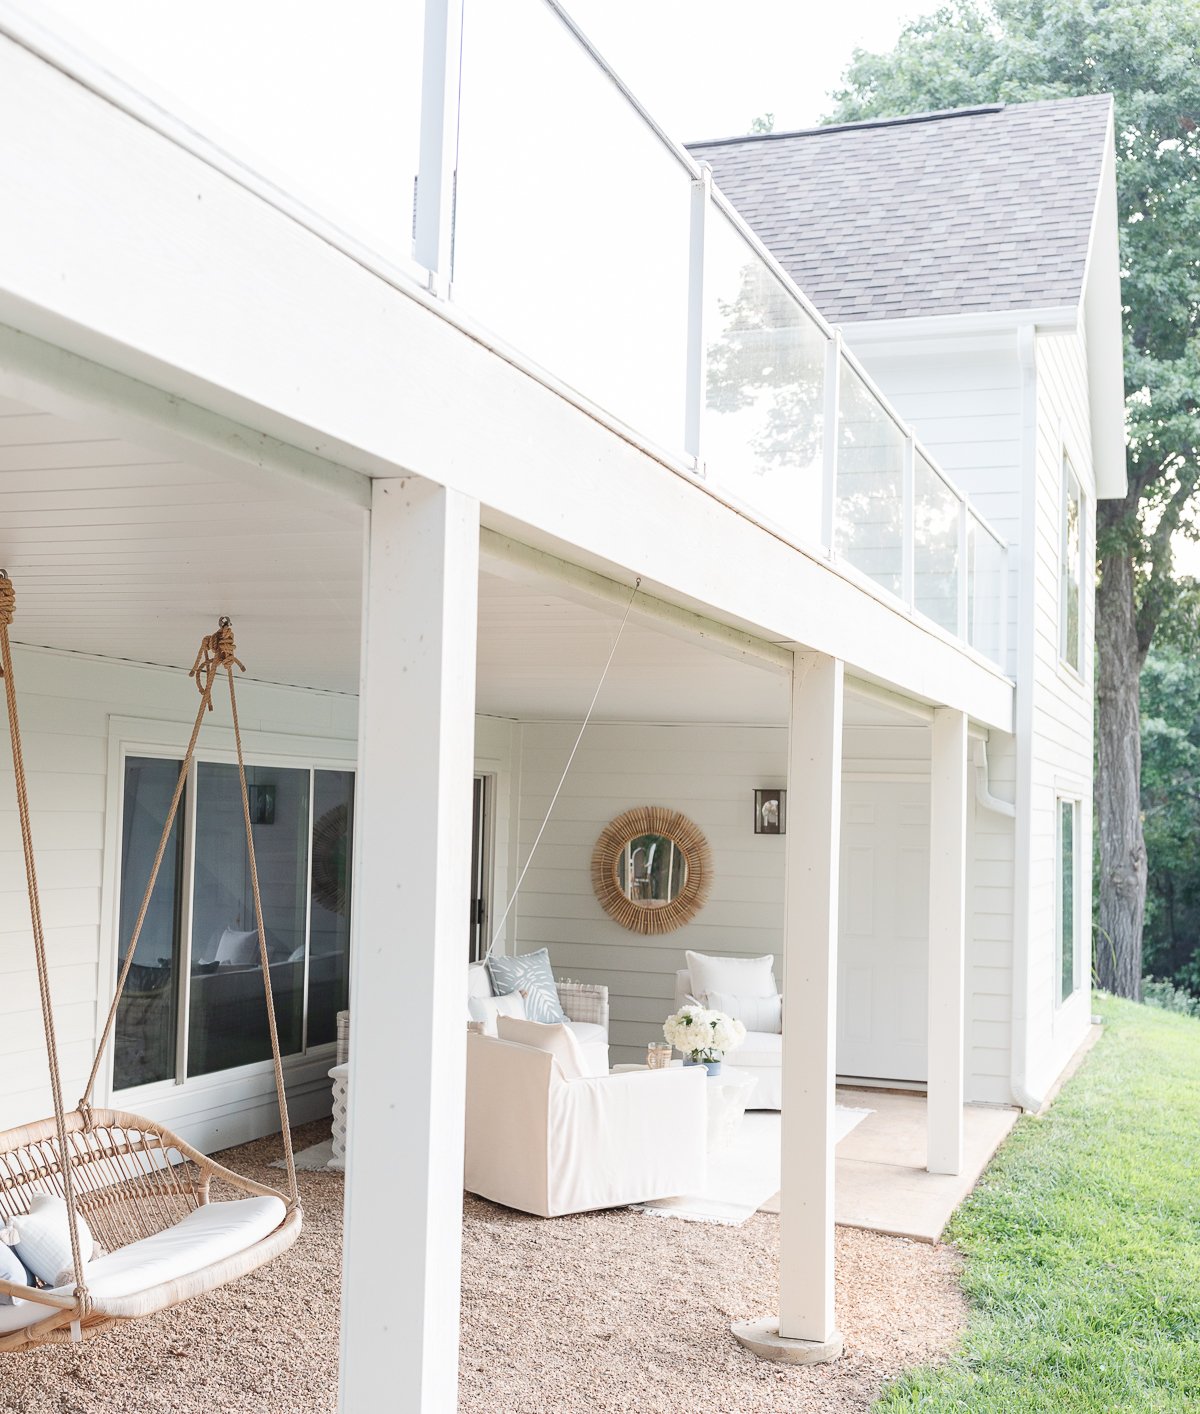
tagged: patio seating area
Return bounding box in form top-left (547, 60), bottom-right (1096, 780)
top-left (0, 1117), bottom-right (974, 1413)
top-left (0, 1065), bottom-right (1022, 1411)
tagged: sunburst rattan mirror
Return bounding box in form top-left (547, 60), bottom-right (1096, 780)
top-left (591, 806), bottom-right (712, 935)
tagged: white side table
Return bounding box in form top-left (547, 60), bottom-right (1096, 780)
top-left (612, 1061), bottom-right (757, 1149)
top-left (328, 1063), bottom-right (349, 1171)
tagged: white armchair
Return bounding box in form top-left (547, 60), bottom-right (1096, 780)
top-left (464, 1032), bottom-right (707, 1217)
top-left (675, 967), bottom-right (782, 1109)
top-left (467, 962), bottom-right (610, 1074)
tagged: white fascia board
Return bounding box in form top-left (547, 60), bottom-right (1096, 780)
top-left (838, 306), bottom-right (1080, 350)
top-left (1078, 107), bottom-right (1128, 501)
top-left (0, 32), bottom-right (1013, 735)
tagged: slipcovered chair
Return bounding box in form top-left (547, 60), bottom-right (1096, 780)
top-left (467, 961), bottom-right (610, 1075)
top-left (464, 1032), bottom-right (707, 1217)
top-left (676, 958), bottom-right (782, 1109)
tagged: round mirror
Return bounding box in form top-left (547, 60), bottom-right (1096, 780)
top-left (592, 807), bottom-right (712, 935)
top-left (615, 833), bottom-right (688, 905)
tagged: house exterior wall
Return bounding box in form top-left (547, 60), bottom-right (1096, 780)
top-left (510, 716), bottom-right (1012, 1101)
top-left (509, 721), bottom-right (787, 1063)
top-left (849, 325), bottom-right (1096, 1105)
top-left (1022, 327), bottom-right (1095, 1096)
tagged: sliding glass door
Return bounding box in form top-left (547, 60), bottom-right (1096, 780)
top-left (114, 754), bottom-right (354, 1092)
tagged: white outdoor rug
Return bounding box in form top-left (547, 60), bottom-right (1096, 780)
top-left (632, 1106), bottom-right (871, 1227)
top-left (271, 1138), bottom-right (342, 1173)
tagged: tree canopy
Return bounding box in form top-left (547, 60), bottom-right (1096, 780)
top-left (829, 0), bottom-right (1200, 996)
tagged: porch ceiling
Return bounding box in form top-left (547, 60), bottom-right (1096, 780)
top-left (0, 384), bottom-right (943, 732)
top-left (0, 387), bottom-right (796, 721)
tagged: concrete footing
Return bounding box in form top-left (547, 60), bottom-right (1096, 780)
top-left (731, 1317), bottom-right (844, 1365)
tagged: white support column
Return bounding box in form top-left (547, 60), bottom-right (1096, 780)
top-left (927, 706), bottom-right (968, 1177)
top-left (339, 477), bottom-right (480, 1413)
top-left (734, 652), bottom-right (844, 1366)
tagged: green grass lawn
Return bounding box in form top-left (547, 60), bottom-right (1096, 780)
top-left (876, 995), bottom-right (1200, 1412)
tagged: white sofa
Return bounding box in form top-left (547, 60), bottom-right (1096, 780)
top-left (675, 967), bottom-right (782, 1109)
top-left (468, 961), bottom-right (610, 1075)
top-left (464, 1031), bottom-right (707, 1216)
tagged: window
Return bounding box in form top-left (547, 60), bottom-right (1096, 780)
top-left (1061, 456), bottom-right (1085, 671)
top-left (1057, 798), bottom-right (1079, 1004)
top-left (114, 755), bottom-right (354, 1091)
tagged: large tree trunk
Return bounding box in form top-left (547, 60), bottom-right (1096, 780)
top-left (1095, 547), bottom-right (1147, 998)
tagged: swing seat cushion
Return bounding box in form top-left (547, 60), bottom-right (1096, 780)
top-left (0, 1195), bottom-right (286, 1333)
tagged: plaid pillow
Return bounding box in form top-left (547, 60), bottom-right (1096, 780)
top-left (486, 948), bottom-right (566, 1025)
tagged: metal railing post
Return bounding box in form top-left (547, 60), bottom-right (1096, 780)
top-left (684, 162), bottom-right (713, 475)
top-left (414, 0), bottom-right (465, 295)
top-left (821, 330), bottom-right (842, 555)
top-left (902, 435), bottom-right (915, 610)
top-left (957, 503), bottom-right (971, 643)
top-left (998, 540), bottom-right (1010, 671)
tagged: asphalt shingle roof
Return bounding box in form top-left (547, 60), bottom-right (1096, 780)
top-left (688, 96), bottom-right (1113, 325)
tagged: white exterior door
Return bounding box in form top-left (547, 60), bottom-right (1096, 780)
top-left (837, 780), bottom-right (929, 1082)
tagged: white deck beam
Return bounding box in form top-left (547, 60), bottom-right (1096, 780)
top-left (927, 706), bottom-right (968, 1175)
top-left (340, 477), bottom-right (479, 1412)
top-left (735, 652), bottom-right (844, 1364)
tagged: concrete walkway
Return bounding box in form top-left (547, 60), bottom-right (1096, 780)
top-left (761, 1088), bottom-right (1020, 1243)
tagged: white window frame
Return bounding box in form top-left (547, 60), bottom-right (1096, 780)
top-left (99, 716), bottom-right (356, 1116)
top-left (1055, 795), bottom-right (1081, 1007)
top-left (1060, 452), bottom-right (1086, 675)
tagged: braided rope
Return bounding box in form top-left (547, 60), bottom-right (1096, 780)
top-left (81, 644), bottom-right (221, 1110)
top-left (223, 658), bottom-right (298, 1208)
top-left (0, 575), bottom-right (89, 1302)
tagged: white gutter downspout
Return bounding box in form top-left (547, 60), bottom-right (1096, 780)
top-left (972, 739), bottom-right (1016, 818)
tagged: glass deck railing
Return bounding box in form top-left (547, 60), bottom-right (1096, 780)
top-left (449, 0), bottom-right (1009, 670)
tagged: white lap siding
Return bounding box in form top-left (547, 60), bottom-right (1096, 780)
top-left (510, 717), bottom-right (1014, 1100)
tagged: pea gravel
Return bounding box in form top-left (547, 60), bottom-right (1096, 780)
top-left (0, 1121), bottom-right (966, 1413)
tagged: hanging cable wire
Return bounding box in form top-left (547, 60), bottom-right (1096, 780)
top-left (485, 575), bottom-right (642, 958)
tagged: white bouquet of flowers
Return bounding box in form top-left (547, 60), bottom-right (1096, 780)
top-left (663, 1004), bottom-right (746, 1065)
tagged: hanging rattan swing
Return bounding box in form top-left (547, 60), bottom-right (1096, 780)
top-left (0, 577), bottom-right (301, 1349)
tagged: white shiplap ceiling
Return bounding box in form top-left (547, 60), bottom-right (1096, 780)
top-left (0, 389), bottom-right (797, 721)
top-left (0, 388), bottom-right (926, 731)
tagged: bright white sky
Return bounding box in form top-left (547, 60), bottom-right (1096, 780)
top-left (563, 1), bottom-right (927, 141)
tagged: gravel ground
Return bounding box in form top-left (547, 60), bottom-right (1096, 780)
top-left (0, 1122), bottom-right (966, 1414)
top-left (460, 1198), bottom-right (965, 1414)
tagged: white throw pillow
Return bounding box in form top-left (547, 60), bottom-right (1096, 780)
top-left (9, 1193), bottom-right (93, 1287)
top-left (467, 991), bottom-right (527, 1037)
top-left (214, 927), bottom-right (260, 966)
top-left (706, 990), bottom-right (783, 1034)
top-left (685, 950), bottom-right (778, 1001)
top-left (496, 1016), bottom-right (588, 1081)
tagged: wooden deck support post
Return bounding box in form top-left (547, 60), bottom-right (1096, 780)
top-left (339, 477), bottom-right (479, 1412)
top-left (734, 651), bottom-right (844, 1365)
top-left (927, 706), bottom-right (968, 1176)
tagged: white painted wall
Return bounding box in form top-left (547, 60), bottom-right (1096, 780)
top-left (510, 722), bottom-right (787, 1061)
top-left (510, 717), bottom-right (1013, 1101)
top-left (851, 326), bottom-right (1095, 1103)
top-left (1022, 328), bottom-right (1095, 1095)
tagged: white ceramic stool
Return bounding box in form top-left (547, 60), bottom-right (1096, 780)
top-left (328, 1062), bottom-right (349, 1171)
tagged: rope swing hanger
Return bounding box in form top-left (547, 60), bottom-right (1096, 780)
top-left (0, 575), bottom-right (301, 1351)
